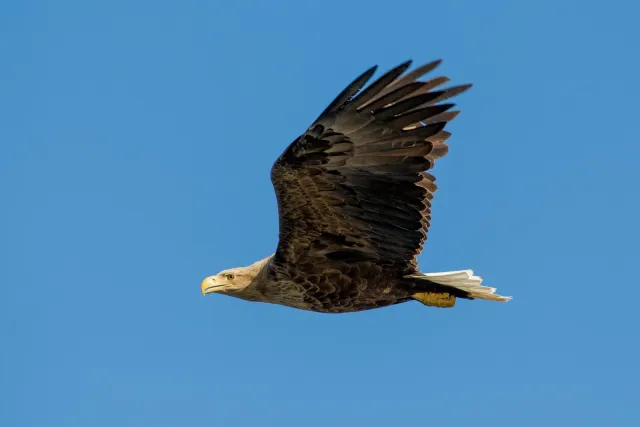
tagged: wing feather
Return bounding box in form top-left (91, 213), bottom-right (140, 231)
top-left (270, 59), bottom-right (471, 277)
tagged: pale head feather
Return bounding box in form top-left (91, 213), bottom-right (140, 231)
top-left (200, 255), bottom-right (272, 301)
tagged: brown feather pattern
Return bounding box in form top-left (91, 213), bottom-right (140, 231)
top-left (264, 59), bottom-right (474, 312)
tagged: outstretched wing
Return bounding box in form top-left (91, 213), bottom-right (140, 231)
top-left (270, 59), bottom-right (471, 273)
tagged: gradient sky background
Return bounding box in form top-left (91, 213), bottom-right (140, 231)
top-left (2, 1), bottom-right (639, 426)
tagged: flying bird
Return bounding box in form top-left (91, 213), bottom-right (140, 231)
top-left (201, 58), bottom-right (511, 313)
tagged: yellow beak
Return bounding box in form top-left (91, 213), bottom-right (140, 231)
top-left (201, 277), bottom-right (218, 295)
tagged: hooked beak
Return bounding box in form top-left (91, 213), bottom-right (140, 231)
top-left (201, 277), bottom-right (222, 295)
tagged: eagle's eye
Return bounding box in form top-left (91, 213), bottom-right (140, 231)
top-left (225, 273), bottom-right (235, 280)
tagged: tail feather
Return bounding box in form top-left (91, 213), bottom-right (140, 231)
top-left (406, 270), bottom-right (512, 302)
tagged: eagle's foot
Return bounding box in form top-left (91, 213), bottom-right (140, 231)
top-left (412, 292), bottom-right (456, 308)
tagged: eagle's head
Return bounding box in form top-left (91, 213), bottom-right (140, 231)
top-left (200, 268), bottom-right (254, 296)
top-left (200, 255), bottom-right (272, 299)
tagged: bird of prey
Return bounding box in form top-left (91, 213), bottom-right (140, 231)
top-left (201, 58), bottom-right (511, 313)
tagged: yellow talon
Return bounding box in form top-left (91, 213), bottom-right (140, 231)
top-left (412, 292), bottom-right (456, 308)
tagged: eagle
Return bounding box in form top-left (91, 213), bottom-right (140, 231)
top-left (201, 58), bottom-right (511, 313)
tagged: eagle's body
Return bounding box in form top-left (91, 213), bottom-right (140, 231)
top-left (201, 58), bottom-right (511, 313)
top-left (246, 255), bottom-right (415, 313)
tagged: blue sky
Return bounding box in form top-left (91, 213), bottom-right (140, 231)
top-left (2, 0), bottom-right (639, 426)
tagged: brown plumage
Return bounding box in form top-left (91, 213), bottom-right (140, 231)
top-left (201, 59), bottom-right (511, 313)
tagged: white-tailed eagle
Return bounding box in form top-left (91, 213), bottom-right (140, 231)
top-left (201, 58), bottom-right (511, 313)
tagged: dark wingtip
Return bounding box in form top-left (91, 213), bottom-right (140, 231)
top-left (398, 59), bottom-right (414, 68)
top-left (317, 64), bottom-right (379, 118)
top-left (392, 59), bottom-right (414, 79)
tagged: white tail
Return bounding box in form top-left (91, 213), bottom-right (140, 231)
top-left (406, 270), bottom-right (512, 302)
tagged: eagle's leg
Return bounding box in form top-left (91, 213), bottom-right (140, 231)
top-left (412, 292), bottom-right (456, 308)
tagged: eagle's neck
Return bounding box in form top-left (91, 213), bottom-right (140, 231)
top-left (247, 255), bottom-right (273, 282)
top-left (233, 255), bottom-right (273, 302)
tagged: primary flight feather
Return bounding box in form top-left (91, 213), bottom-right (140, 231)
top-left (201, 58), bottom-right (511, 313)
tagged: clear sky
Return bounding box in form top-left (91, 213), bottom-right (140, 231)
top-left (2, 1), bottom-right (639, 426)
